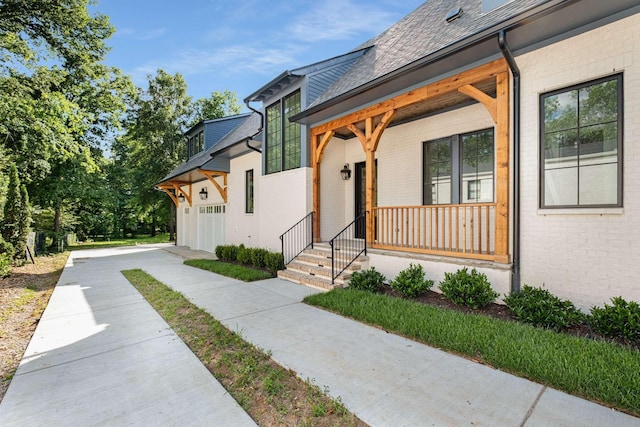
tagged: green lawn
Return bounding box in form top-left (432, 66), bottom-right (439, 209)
top-left (184, 259), bottom-right (274, 282)
top-left (69, 234), bottom-right (171, 250)
top-left (304, 288), bottom-right (640, 417)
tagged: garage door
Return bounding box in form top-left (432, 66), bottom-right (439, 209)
top-left (197, 204), bottom-right (225, 253)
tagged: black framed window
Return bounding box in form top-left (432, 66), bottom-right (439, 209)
top-left (265, 90), bottom-right (301, 174)
top-left (423, 128), bottom-right (494, 205)
top-left (245, 169), bottom-right (254, 214)
top-left (540, 74), bottom-right (622, 208)
top-left (186, 131), bottom-right (205, 159)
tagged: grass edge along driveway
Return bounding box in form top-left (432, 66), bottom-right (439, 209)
top-left (304, 288), bottom-right (640, 418)
top-left (122, 269), bottom-right (365, 427)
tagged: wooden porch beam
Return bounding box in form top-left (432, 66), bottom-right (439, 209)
top-left (158, 182), bottom-right (192, 207)
top-left (314, 130), bottom-right (335, 165)
top-left (199, 169), bottom-right (228, 203)
top-left (158, 185), bottom-right (179, 207)
top-left (346, 124), bottom-right (366, 151)
top-left (311, 58), bottom-right (508, 137)
top-left (458, 84), bottom-right (497, 123)
top-left (371, 109), bottom-right (396, 152)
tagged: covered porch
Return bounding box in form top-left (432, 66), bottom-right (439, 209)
top-left (310, 58), bottom-right (511, 264)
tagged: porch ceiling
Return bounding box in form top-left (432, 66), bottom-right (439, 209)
top-left (332, 77), bottom-right (497, 138)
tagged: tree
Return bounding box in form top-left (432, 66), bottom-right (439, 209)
top-left (2, 164), bottom-right (28, 259)
top-left (1, 0), bottom-right (134, 246)
top-left (122, 70), bottom-right (192, 238)
top-left (190, 90), bottom-right (241, 126)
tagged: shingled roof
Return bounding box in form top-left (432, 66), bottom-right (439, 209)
top-left (307, 0), bottom-right (544, 110)
top-left (158, 112), bottom-right (262, 184)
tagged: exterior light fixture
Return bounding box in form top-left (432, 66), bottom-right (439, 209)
top-left (199, 187), bottom-right (208, 200)
top-left (178, 194), bottom-right (185, 202)
top-left (340, 163), bottom-right (352, 180)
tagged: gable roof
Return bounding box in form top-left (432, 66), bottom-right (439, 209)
top-left (294, 0), bottom-right (639, 124)
top-left (158, 112), bottom-right (260, 184)
top-left (244, 48), bottom-right (369, 105)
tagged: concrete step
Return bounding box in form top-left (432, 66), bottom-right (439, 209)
top-left (277, 269), bottom-right (346, 290)
top-left (277, 242), bottom-right (369, 290)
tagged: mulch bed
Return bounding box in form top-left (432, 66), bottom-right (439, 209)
top-left (379, 284), bottom-right (639, 351)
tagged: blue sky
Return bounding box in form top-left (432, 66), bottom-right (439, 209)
top-left (93, 0), bottom-right (425, 104)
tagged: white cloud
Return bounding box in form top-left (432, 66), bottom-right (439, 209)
top-left (128, 43), bottom-right (304, 87)
top-left (288, 0), bottom-right (397, 42)
top-left (112, 27), bottom-right (166, 40)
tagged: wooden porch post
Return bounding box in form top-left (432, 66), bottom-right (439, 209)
top-left (494, 71), bottom-right (510, 263)
top-left (347, 111), bottom-right (395, 244)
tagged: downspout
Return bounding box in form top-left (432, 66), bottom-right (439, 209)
top-left (245, 99), bottom-right (264, 153)
top-left (498, 30), bottom-right (521, 294)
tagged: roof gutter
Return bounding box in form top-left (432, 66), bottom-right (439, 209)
top-left (209, 100), bottom-right (264, 159)
top-left (498, 30), bottom-right (521, 294)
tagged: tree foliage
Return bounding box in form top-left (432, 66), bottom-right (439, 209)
top-left (1, 0), bottom-right (134, 247)
top-left (117, 71), bottom-right (242, 237)
top-left (190, 90), bottom-right (241, 126)
top-left (2, 164), bottom-right (30, 259)
top-left (1, 2), bottom-right (242, 243)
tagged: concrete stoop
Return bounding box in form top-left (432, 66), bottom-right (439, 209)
top-left (277, 243), bottom-right (369, 291)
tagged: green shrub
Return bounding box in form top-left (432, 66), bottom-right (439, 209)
top-left (348, 267), bottom-right (385, 293)
top-left (0, 238), bottom-right (15, 260)
top-left (237, 244), bottom-right (252, 265)
top-left (590, 297), bottom-right (640, 343)
top-left (265, 252), bottom-right (285, 275)
top-left (0, 253), bottom-right (11, 278)
top-left (504, 285), bottom-right (585, 331)
top-left (215, 245), bottom-right (224, 259)
top-left (217, 244), bottom-right (239, 262)
top-left (251, 248), bottom-right (269, 269)
top-left (438, 267), bottom-right (498, 309)
top-left (389, 263), bottom-right (433, 298)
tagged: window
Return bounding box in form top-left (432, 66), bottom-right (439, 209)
top-left (423, 128), bottom-right (494, 205)
top-left (187, 131), bottom-right (205, 159)
top-left (245, 169), bottom-right (254, 214)
top-left (265, 91), bottom-right (301, 174)
top-left (540, 74), bottom-right (622, 208)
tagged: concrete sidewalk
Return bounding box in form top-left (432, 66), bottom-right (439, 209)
top-left (1, 244), bottom-right (639, 426)
top-left (0, 245), bottom-right (256, 427)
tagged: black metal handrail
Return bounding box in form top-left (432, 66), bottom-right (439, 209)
top-left (280, 212), bottom-right (314, 265)
top-left (330, 212), bottom-right (366, 284)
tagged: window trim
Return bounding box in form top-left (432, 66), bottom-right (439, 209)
top-left (245, 169), bottom-right (254, 214)
top-left (422, 127), bottom-right (495, 205)
top-left (538, 73), bottom-right (623, 209)
top-left (265, 90), bottom-right (301, 174)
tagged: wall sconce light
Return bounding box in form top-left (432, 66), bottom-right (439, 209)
top-left (178, 194), bottom-right (185, 202)
top-left (199, 187), bottom-right (208, 200)
top-left (340, 163), bottom-right (352, 181)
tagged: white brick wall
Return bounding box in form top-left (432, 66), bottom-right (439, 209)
top-left (258, 167), bottom-right (312, 252)
top-left (516, 13), bottom-right (640, 308)
top-left (227, 152), bottom-right (261, 248)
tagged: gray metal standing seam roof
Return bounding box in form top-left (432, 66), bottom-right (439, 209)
top-left (159, 113), bottom-right (260, 183)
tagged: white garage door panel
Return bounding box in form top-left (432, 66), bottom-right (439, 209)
top-left (197, 204), bottom-right (225, 253)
